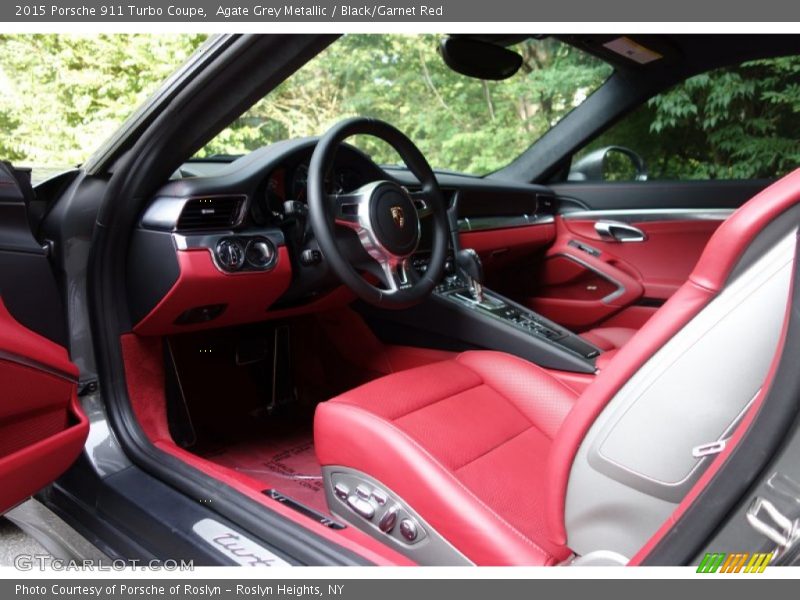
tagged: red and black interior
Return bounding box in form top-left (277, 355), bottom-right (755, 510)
top-left (4, 126), bottom-right (782, 562)
top-left (108, 118), bottom-right (794, 565)
top-left (3, 34), bottom-right (800, 567)
top-left (0, 163), bottom-right (88, 515)
top-left (314, 168), bottom-right (800, 564)
top-left (121, 307), bottom-right (454, 515)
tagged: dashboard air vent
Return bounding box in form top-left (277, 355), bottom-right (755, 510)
top-left (176, 196), bottom-right (244, 231)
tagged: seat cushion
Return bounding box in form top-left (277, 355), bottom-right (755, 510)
top-left (580, 326), bottom-right (637, 352)
top-left (314, 350), bottom-right (578, 565)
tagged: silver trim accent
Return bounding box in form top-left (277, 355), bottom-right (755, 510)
top-left (552, 252), bottom-right (626, 304)
top-left (192, 518), bottom-right (292, 567)
top-left (214, 238), bottom-right (246, 271)
top-left (406, 188), bottom-right (434, 218)
top-left (562, 208), bottom-right (734, 223)
top-left (746, 497), bottom-right (799, 558)
top-left (172, 230), bottom-right (283, 276)
top-left (457, 213), bottom-right (554, 232)
top-left (334, 180), bottom-right (421, 293)
top-left (594, 220), bottom-right (648, 243)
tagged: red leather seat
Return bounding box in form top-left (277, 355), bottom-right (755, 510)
top-left (315, 351), bottom-right (576, 565)
top-left (315, 168), bottom-right (800, 565)
top-left (580, 326), bottom-right (637, 352)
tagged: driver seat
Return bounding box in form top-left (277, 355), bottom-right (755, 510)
top-left (314, 169), bottom-right (800, 565)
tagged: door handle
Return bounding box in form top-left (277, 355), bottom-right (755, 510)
top-left (594, 220), bottom-right (647, 243)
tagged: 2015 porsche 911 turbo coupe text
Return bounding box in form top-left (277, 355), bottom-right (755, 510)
top-left (2, 33), bottom-right (800, 566)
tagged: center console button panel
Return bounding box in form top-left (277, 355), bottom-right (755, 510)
top-left (357, 244), bottom-right (601, 373)
top-left (434, 275), bottom-right (600, 361)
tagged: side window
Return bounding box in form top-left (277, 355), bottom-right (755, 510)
top-left (569, 56), bottom-right (800, 182)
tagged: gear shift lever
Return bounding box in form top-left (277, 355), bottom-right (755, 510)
top-left (456, 248), bottom-right (485, 303)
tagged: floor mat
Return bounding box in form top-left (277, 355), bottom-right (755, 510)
top-left (200, 432), bottom-right (328, 514)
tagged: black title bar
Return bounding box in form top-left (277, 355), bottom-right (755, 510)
top-left (4, 0), bottom-right (800, 22)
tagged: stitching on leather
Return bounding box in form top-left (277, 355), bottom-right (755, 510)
top-left (388, 379), bottom-right (541, 471)
top-left (389, 383), bottom-right (501, 424)
top-left (452, 426), bottom-right (534, 472)
top-left (456, 352), bottom-right (578, 438)
top-left (333, 403), bottom-right (552, 560)
top-left (336, 371), bottom-right (482, 420)
top-left (480, 351), bottom-right (584, 401)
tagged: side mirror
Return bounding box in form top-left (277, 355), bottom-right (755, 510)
top-left (439, 37), bottom-right (523, 81)
top-left (568, 146), bottom-right (648, 182)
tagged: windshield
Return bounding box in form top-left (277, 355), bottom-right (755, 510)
top-left (0, 34), bottom-right (206, 182)
top-left (198, 35), bottom-right (612, 175)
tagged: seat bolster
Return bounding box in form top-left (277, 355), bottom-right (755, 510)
top-left (546, 280), bottom-right (716, 546)
top-left (315, 401), bottom-right (558, 565)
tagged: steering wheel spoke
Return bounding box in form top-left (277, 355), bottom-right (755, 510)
top-left (376, 257), bottom-right (414, 293)
top-left (332, 189), bottom-right (368, 230)
top-left (408, 190), bottom-right (434, 218)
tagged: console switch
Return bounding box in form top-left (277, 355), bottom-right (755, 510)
top-left (399, 518), bottom-right (419, 542)
top-left (346, 495), bottom-right (375, 520)
top-left (378, 505), bottom-right (399, 533)
top-left (333, 482), bottom-right (349, 501)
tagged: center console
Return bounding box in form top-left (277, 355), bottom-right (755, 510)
top-left (359, 263), bottom-right (602, 374)
top-left (436, 276), bottom-right (599, 355)
top-left (434, 271), bottom-right (600, 371)
top-left (358, 196), bottom-right (602, 374)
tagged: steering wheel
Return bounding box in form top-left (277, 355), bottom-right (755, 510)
top-left (307, 117), bottom-right (449, 309)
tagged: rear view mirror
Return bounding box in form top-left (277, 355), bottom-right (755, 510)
top-left (439, 37), bottom-right (523, 81)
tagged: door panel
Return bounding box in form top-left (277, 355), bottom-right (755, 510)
top-left (526, 220), bottom-right (646, 330)
top-left (521, 180), bottom-right (769, 332)
top-left (560, 215), bottom-right (726, 300)
top-left (526, 211), bottom-right (728, 331)
top-left (0, 297), bottom-right (88, 514)
top-left (0, 162), bottom-right (87, 514)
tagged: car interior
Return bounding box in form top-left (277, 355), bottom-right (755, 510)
top-left (2, 33), bottom-right (800, 566)
top-left (119, 35), bottom-right (800, 565)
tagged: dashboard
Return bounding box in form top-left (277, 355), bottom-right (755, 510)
top-left (126, 137), bottom-right (558, 336)
top-left (251, 161), bottom-right (367, 226)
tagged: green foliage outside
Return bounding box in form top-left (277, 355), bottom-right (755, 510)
top-left (0, 34), bottom-right (206, 176)
top-left (578, 56), bottom-right (800, 180)
top-left (1, 34), bottom-right (798, 182)
top-left (0, 34), bottom-right (611, 177)
top-left (199, 35), bottom-right (612, 174)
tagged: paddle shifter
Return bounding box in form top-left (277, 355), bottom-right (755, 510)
top-left (456, 248), bottom-right (485, 303)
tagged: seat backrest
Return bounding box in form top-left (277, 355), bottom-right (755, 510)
top-left (547, 168), bottom-right (800, 557)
